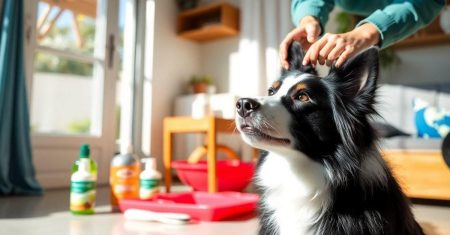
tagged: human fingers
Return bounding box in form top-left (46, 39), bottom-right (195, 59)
top-left (318, 40), bottom-right (337, 65)
top-left (335, 46), bottom-right (356, 68)
top-left (305, 23), bottom-right (320, 44)
top-left (299, 37), bottom-right (312, 51)
top-left (303, 36), bottom-right (328, 66)
top-left (327, 42), bottom-right (346, 62)
top-left (280, 28), bottom-right (307, 69)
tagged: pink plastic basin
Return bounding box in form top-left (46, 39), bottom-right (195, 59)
top-left (172, 160), bottom-right (255, 192)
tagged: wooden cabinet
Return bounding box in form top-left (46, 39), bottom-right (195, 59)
top-left (177, 3), bottom-right (239, 42)
top-left (383, 150), bottom-right (450, 200)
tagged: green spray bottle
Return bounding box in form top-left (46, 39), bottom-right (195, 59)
top-left (70, 144), bottom-right (98, 215)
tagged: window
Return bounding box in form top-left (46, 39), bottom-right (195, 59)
top-left (24, 0), bottom-right (153, 188)
top-left (31, 0), bottom-right (104, 135)
top-left (25, 0), bottom-right (121, 188)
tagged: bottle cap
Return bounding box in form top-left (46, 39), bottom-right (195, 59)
top-left (126, 145), bottom-right (133, 154)
top-left (80, 144), bottom-right (90, 158)
top-left (142, 158), bottom-right (156, 170)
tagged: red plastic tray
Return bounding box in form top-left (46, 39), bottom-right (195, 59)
top-left (119, 192), bottom-right (259, 221)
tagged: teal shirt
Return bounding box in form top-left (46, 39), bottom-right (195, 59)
top-left (291, 0), bottom-right (445, 48)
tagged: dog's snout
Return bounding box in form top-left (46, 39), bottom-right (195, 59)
top-left (236, 98), bottom-right (260, 117)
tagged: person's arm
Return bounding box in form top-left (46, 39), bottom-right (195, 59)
top-left (280, 0), bottom-right (335, 69)
top-left (291, 0), bottom-right (335, 31)
top-left (356, 0), bottom-right (445, 48)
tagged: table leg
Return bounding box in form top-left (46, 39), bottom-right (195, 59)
top-left (163, 124), bottom-right (172, 193)
top-left (207, 118), bottom-right (217, 193)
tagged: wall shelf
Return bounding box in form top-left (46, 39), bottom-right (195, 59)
top-left (392, 1), bottom-right (450, 49)
top-left (347, 2), bottom-right (450, 50)
top-left (393, 34), bottom-right (450, 49)
top-left (177, 3), bottom-right (240, 42)
top-left (392, 16), bottom-right (450, 49)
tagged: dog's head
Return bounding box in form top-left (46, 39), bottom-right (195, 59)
top-left (235, 41), bottom-right (379, 158)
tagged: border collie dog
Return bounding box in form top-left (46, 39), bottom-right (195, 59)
top-left (235, 42), bottom-right (424, 235)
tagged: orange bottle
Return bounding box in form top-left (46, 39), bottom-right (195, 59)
top-left (110, 145), bottom-right (139, 211)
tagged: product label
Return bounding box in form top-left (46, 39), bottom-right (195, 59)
top-left (110, 166), bottom-right (139, 200)
top-left (70, 181), bottom-right (96, 212)
top-left (140, 179), bottom-right (160, 200)
top-left (116, 168), bottom-right (136, 178)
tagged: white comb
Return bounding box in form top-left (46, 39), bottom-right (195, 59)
top-left (124, 209), bottom-right (191, 225)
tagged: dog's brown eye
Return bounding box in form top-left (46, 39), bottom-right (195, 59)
top-left (297, 93), bottom-right (309, 102)
top-left (268, 88), bottom-right (275, 96)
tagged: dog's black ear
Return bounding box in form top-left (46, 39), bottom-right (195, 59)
top-left (283, 41), bottom-right (317, 75)
top-left (326, 48), bottom-right (379, 151)
top-left (327, 47), bottom-right (379, 101)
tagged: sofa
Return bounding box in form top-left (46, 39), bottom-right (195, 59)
top-left (376, 83), bottom-right (450, 200)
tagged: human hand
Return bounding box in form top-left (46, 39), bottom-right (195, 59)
top-left (302, 23), bottom-right (380, 68)
top-left (279, 16), bottom-right (321, 69)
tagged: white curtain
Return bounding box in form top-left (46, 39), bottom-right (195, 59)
top-left (230, 0), bottom-right (293, 97)
top-left (226, 0), bottom-right (293, 161)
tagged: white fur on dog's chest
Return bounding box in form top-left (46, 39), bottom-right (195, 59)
top-left (256, 152), bottom-right (330, 235)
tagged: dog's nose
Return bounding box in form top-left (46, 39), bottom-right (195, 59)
top-left (236, 98), bottom-right (260, 117)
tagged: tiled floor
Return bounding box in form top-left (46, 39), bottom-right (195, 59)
top-left (0, 186), bottom-right (449, 235)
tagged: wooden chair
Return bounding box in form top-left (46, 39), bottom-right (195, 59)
top-left (163, 116), bottom-right (236, 193)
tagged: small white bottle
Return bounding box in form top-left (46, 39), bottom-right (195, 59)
top-left (70, 150), bottom-right (97, 215)
top-left (139, 158), bottom-right (161, 200)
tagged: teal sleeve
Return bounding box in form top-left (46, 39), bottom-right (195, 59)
top-left (356, 0), bottom-right (445, 48)
top-left (291, 0), bottom-right (335, 32)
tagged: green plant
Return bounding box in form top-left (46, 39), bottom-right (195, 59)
top-left (335, 12), bottom-right (354, 34)
top-left (379, 48), bottom-right (401, 69)
top-left (35, 14), bottom-right (96, 76)
top-left (334, 12), bottom-right (400, 69)
top-left (30, 123), bottom-right (39, 133)
top-left (67, 118), bottom-right (91, 134)
top-left (189, 75), bottom-right (213, 85)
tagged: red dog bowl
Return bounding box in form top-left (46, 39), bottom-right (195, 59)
top-left (172, 160), bottom-right (255, 192)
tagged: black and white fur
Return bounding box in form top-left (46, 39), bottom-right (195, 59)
top-left (235, 42), bottom-right (424, 235)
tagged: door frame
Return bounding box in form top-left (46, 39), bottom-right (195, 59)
top-left (24, 0), bottom-right (121, 188)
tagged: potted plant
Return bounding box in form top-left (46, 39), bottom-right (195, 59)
top-left (189, 75), bottom-right (213, 94)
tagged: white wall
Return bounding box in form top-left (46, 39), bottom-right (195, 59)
top-left (198, 0), bottom-right (241, 93)
top-left (200, 37), bottom-right (239, 93)
top-left (149, 0), bottom-right (202, 167)
top-left (148, 0), bottom-right (242, 165)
